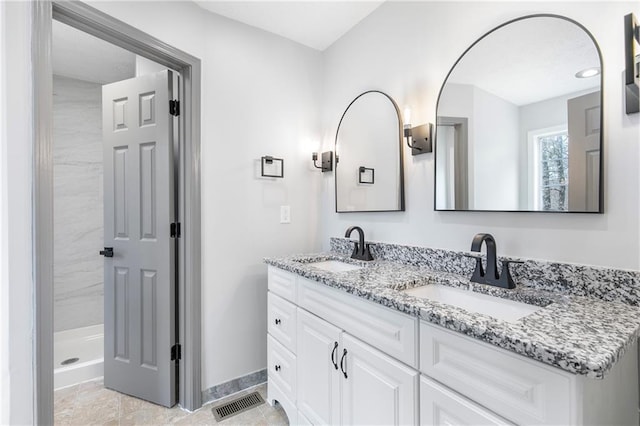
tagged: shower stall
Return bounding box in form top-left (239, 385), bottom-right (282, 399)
top-left (53, 74), bottom-right (105, 389)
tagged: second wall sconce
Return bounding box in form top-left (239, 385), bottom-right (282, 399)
top-left (312, 151), bottom-right (333, 172)
top-left (403, 107), bottom-right (433, 155)
top-left (406, 123), bottom-right (433, 155)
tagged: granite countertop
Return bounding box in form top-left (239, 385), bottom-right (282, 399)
top-left (265, 252), bottom-right (640, 379)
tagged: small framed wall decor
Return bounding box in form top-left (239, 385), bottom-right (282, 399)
top-left (261, 156), bottom-right (284, 178)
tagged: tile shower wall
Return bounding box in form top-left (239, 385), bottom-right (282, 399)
top-left (53, 75), bottom-right (104, 332)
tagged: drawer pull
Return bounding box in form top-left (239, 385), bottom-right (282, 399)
top-left (274, 318), bottom-right (281, 325)
top-left (274, 364), bottom-right (281, 372)
top-left (340, 349), bottom-right (348, 379)
top-left (331, 341), bottom-right (339, 370)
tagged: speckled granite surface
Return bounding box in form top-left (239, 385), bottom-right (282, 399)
top-left (265, 248), bottom-right (640, 379)
top-left (331, 238), bottom-right (640, 306)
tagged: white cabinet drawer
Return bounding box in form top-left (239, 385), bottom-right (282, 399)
top-left (298, 277), bottom-right (418, 368)
top-left (420, 322), bottom-right (573, 425)
top-left (268, 335), bottom-right (297, 403)
top-left (268, 266), bottom-right (297, 303)
top-left (268, 292), bottom-right (297, 353)
top-left (420, 375), bottom-right (512, 425)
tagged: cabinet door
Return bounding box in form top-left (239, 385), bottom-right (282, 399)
top-left (297, 309), bottom-right (342, 425)
top-left (420, 375), bottom-right (512, 426)
top-left (341, 333), bottom-right (418, 426)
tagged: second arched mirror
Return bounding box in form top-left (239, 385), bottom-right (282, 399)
top-left (335, 90), bottom-right (405, 212)
top-left (435, 15), bottom-right (603, 213)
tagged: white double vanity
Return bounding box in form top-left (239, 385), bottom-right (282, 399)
top-left (265, 252), bottom-right (640, 426)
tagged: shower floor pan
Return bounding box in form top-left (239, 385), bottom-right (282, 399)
top-left (54, 324), bottom-right (104, 389)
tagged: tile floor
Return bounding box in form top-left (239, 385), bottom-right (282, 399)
top-left (54, 379), bottom-right (289, 425)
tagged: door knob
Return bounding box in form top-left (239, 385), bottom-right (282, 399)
top-left (99, 247), bottom-right (114, 257)
top-left (274, 364), bottom-right (281, 371)
top-left (274, 318), bottom-right (281, 325)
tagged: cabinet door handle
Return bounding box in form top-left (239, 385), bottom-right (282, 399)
top-left (274, 364), bottom-right (281, 372)
top-left (340, 348), bottom-right (348, 379)
top-left (274, 318), bottom-right (281, 325)
top-left (330, 341), bottom-right (339, 370)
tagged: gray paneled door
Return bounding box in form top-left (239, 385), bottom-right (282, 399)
top-left (568, 91), bottom-right (601, 212)
top-left (102, 70), bottom-right (177, 407)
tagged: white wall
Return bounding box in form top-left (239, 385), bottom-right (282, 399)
top-left (0, 2), bottom-right (35, 424)
top-left (472, 85), bottom-right (519, 210)
top-left (135, 55), bottom-right (166, 77)
top-left (88, 1), bottom-right (323, 390)
top-left (320, 1), bottom-right (640, 269)
top-left (0, 2), bottom-right (7, 423)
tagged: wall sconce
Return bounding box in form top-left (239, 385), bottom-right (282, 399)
top-left (261, 156), bottom-right (284, 178)
top-left (403, 107), bottom-right (433, 156)
top-left (358, 166), bottom-right (374, 184)
top-left (625, 12), bottom-right (639, 114)
top-left (312, 151), bottom-right (333, 172)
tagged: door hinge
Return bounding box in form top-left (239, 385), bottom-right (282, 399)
top-left (171, 344), bottom-right (182, 361)
top-left (169, 100), bottom-right (180, 116)
top-left (170, 222), bottom-right (181, 238)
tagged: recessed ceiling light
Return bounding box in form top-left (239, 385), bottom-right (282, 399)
top-left (575, 67), bottom-right (601, 78)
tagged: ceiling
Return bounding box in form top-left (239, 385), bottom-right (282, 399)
top-left (194, 1), bottom-right (384, 51)
top-left (52, 1), bottom-right (384, 82)
top-left (52, 20), bottom-right (136, 84)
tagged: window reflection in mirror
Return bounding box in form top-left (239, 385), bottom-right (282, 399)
top-left (335, 91), bottom-right (404, 212)
top-left (435, 15), bottom-right (603, 212)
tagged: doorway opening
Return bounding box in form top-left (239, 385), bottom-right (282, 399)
top-left (33, 2), bottom-right (202, 423)
top-left (51, 18), bottom-right (177, 399)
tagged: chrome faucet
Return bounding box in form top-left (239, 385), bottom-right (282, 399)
top-left (469, 233), bottom-right (521, 289)
top-left (344, 226), bottom-right (374, 261)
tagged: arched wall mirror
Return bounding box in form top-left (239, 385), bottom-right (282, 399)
top-left (435, 15), bottom-right (604, 213)
top-left (335, 90), bottom-right (405, 212)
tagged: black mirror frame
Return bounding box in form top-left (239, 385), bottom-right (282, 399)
top-left (334, 90), bottom-right (406, 213)
top-left (433, 14), bottom-right (605, 214)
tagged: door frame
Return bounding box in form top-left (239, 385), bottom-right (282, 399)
top-left (33, 2), bottom-right (202, 423)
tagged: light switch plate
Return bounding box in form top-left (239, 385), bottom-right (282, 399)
top-left (280, 206), bottom-right (290, 224)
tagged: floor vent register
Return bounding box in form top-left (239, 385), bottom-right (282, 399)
top-left (211, 391), bottom-right (265, 421)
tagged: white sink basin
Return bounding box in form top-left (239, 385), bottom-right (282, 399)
top-left (403, 284), bottom-right (541, 323)
top-left (309, 260), bottom-right (363, 273)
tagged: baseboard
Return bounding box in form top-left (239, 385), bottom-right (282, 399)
top-left (201, 369), bottom-right (267, 405)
